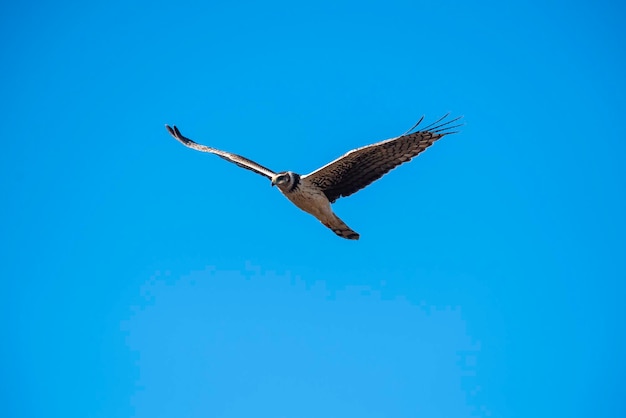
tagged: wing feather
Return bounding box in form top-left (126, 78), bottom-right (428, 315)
top-left (303, 114), bottom-right (462, 203)
top-left (165, 125), bottom-right (276, 179)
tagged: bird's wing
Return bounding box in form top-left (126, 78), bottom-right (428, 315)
top-left (303, 114), bottom-right (462, 203)
top-left (165, 125), bottom-right (276, 180)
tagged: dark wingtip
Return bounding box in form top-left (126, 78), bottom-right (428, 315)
top-left (401, 115), bottom-right (426, 136)
top-left (424, 114), bottom-right (465, 135)
top-left (165, 124), bottom-right (187, 142)
top-left (403, 113), bottom-right (465, 136)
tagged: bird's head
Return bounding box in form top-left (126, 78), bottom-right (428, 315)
top-left (271, 171), bottom-right (300, 192)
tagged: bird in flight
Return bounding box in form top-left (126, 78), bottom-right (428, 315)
top-left (166, 114), bottom-right (461, 240)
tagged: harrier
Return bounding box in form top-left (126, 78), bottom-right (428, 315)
top-left (166, 114), bottom-right (461, 240)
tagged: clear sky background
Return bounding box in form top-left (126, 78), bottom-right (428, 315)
top-left (1, 1), bottom-right (625, 417)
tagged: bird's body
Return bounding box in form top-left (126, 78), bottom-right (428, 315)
top-left (272, 171), bottom-right (359, 239)
top-left (166, 114), bottom-right (461, 240)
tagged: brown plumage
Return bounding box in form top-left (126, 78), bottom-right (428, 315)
top-left (166, 114), bottom-right (462, 239)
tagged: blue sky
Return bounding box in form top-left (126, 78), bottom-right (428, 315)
top-left (1, 0), bottom-right (625, 417)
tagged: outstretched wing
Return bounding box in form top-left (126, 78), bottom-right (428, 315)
top-left (165, 125), bottom-right (276, 180)
top-left (303, 114), bottom-right (462, 203)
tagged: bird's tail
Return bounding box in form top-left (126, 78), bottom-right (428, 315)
top-left (323, 213), bottom-right (360, 240)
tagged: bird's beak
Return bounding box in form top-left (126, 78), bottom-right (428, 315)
top-left (271, 179), bottom-right (276, 187)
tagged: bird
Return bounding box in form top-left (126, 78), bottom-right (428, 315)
top-left (165, 114), bottom-right (462, 240)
